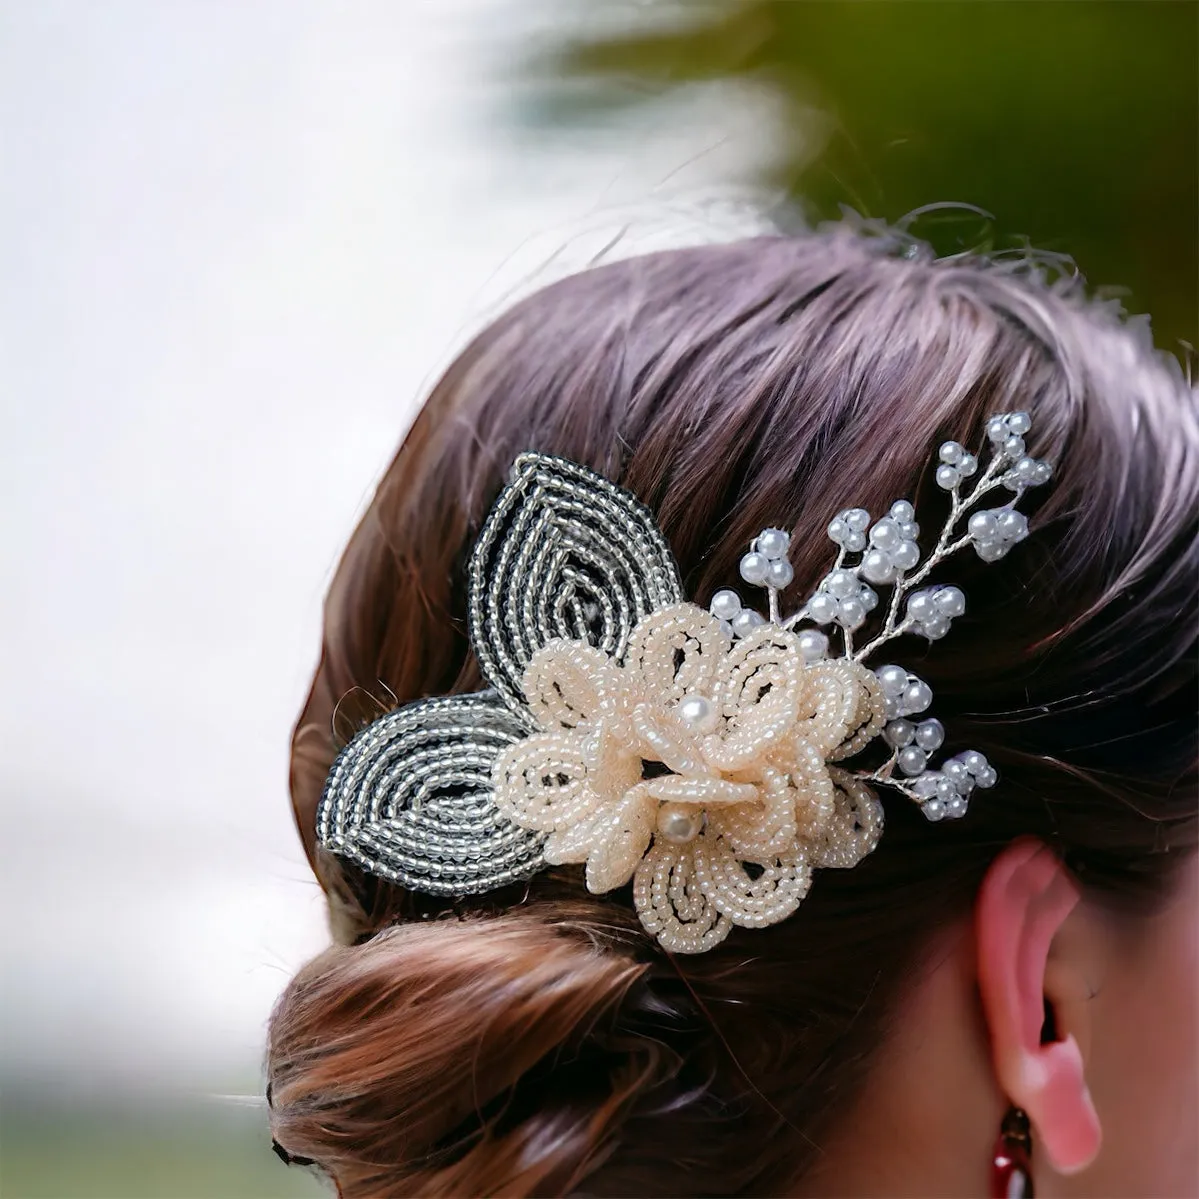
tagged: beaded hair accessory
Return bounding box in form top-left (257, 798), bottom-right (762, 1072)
top-left (317, 413), bottom-right (1051, 952)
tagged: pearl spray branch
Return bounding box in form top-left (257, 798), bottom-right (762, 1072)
top-left (707, 412), bottom-right (1052, 822)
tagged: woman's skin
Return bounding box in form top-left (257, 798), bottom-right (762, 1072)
top-left (795, 844), bottom-right (1198, 1197)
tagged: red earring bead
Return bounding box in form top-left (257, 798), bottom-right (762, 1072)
top-left (991, 1106), bottom-right (1034, 1199)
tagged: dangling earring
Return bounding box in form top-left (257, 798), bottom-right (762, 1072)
top-left (991, 1106), bottom-right (1034, 1199)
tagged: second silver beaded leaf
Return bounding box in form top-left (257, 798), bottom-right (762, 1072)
top-left (317, 693), bottom-right (546, 896)
top-left (468, 453), bottom-right (684, 714)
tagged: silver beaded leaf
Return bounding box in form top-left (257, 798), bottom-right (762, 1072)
top-left (468, 453), bottom-right (683, 714)
top-left (319, 452), bottom-right (685, 902)
top-left (317, 694), bottom-right (547, 896)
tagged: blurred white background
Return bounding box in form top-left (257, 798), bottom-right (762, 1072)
top-left (0, 3), bottom-right (779, 1193)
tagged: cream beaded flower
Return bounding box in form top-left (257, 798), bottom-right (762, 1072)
top-left (317, 414), bottom-right (1053, 952)
top-left (492, 608), bottom-right (884, 951)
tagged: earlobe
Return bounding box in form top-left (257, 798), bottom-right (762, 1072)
top-left (976, 839), bottom-right (1102, 1176)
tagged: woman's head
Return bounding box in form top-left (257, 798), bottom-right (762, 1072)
top-left (269, 230), bottom-right (1197, 1196)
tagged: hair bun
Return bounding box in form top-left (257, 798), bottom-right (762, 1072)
top-left (268, 912), bottom-right (660, 1198)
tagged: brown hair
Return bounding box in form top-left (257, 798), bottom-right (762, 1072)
top-left (268, 229), bottom-right (1198, 1197)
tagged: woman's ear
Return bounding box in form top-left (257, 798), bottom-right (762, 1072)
top-left (976, 839), bottom-right (1102, 1175)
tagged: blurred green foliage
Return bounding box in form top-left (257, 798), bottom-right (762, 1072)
top-left (526, 0), bottom-right (1196, 348)
top-left (1, 1092), bottom-right (324, 1199)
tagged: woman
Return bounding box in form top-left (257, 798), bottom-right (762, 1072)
top-left (267, 229), bottom-right (1197, 1197)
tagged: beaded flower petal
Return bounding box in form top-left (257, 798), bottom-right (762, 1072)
top-left (318, 416), bottom-right (1053, 952)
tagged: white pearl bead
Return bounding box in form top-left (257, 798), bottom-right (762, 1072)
top-left (1032, 460), bottom-right (1052, 485)
top-left (875, 664), bottom-right (908, 697)
top-left (946, 795), bottom-right (968, 819)
top-left (891, 539), bottom-right (920, 571)
top-left (961, 750), bottom-right (988, 775)
top-left (844, 530), bottom-right (867, 552)
top-left (975, 540), bottom-right (1007, 562)
top-left (677, 694), bottom-right (718, 733)
top-left (807, 593), bottom-right (839, 625)
top-left (1015, 456), bottom-right (1039, 482)
top-left (942, 758), bottom-right (971, 788)
top-left (935, 464), bottom-right (960, 491)
top-left (709, 588), bottom-right (742, 621)
top-left (656, 804), bottom-right (704, 845)
top-left (797, 628), bottom-right (828, 662)
top-left (921, 614), bottom-right (950, 640)
top-left (998, 510), bottom-right (1028, 542)
top-left (1008, 411), bottom-right (1032, 436)
top-left (922, 798), bottom-right (946, 821)
top-left (898, 519), bottom-right (920, 539)
top-left (838, 597), bottom-right (866, 629)
top-left (884, 718), bottom-right (916, 748)
top-left (731, 608), bottom-right (765, 637)
top-left (890, 500), bottom-right (915, 522)
top-left (766, 557), bottom-right (794, 589)
top-left (902, 679), bottom-right (933, 715)
top-left (912, 771), bottom-right (942, 799)
top-left (1003, 434), bottom-right (1026, 459)
top-left (907, 590), bottom-right (936, 622)
top-left (757, 528), bottom-right (790, 560)
top-left (975, 765), bottom-right (998, 789)
top-left (860, 549), bottom-right (897, 584)
top-left (869, 518), bottom-right (901, 551)
top-left (934, 585), bottom-right (966, 617)
top-left (858, 585), bottom-right (878, 611)
top-left (914, 718), bottom-right (944, 751)
top-left (740, 551), bottom-right (770, 584)
top-left (987, 416), bottom-right (1009, 444)
top-left (939, 441), bottom-right (964, 465)
top-left (898, 746), bottom-right (928, 775)
top-left (958, 453), bottom-right (978, 477)
top-left (828, 517), bottom-right (849, 543)
top-left (826, 568), bottom-right (859, 599)
top-left (968, 511), bottom-right (998, 543)
top-left (845, 508), bottom-right (870, 532)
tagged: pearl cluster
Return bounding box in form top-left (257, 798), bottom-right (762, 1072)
top-left (904, 584), bottom-right (966, 640)
top-left (827, 506), bottom-right (871, 553)
top-left (939, 414), bottom-right (1051, 500)
top-left (708, 528), bottom-right (800, 642)
top-left (933, 440), bottom-right (980, 490)
top-left (859, 501), bottom-right (922, 584)
top-left (987, 412), bottom-right (1053, 489)
top-left (872, 664), bottom-right (993, 817)
top-left (912, 750), bottom-right (997, 821)
top-left (807, 568), bottom-right (879, 631)
top-left (874, 665), bottom-right (948, 775)
top-left (738, 527), bottom-right (794, 590)
top-left (874, 663), bottom-right (934, 721)
top-left (967, 507), bottom-right (1029, 562)
top-left (883, 712), bottom-right (945, 776)
top-left (708, 587), bottom-right (765, 640)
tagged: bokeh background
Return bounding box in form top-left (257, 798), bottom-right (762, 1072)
top-left (2, 3), bottom-right (1194, 1197)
